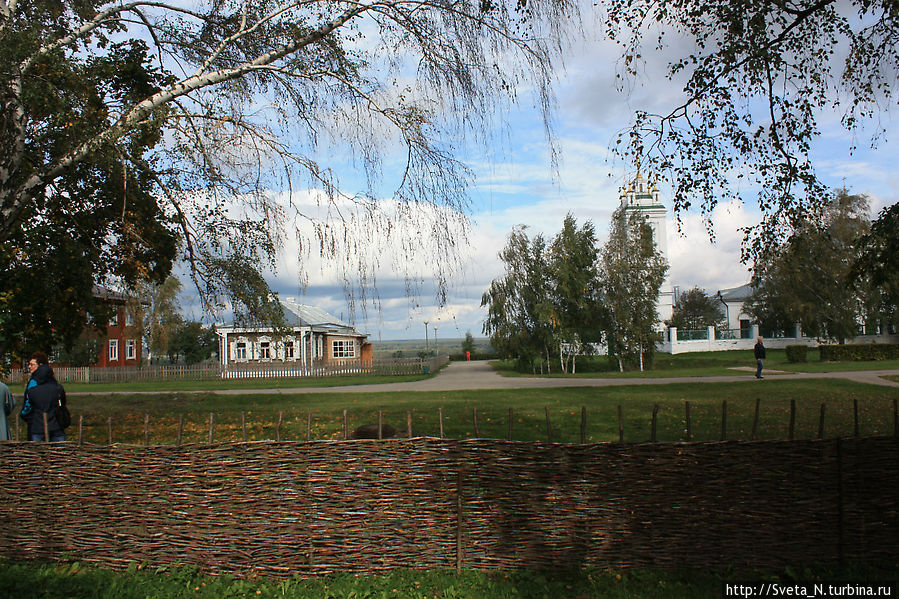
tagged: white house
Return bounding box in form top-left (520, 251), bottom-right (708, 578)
top-left (216, 298), bottom-right (372, 368)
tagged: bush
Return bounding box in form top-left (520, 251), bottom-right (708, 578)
top-left (819, 343), bottom-right (899, 362)
top-left (784, 345), bottom-right (808, 363)
top-left (449, 352), bottom-right (497, 361)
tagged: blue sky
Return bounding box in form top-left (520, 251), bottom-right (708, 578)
top-left (206, 14), bottom-right (899, 343)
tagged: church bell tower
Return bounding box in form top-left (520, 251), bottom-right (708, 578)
top-left (618, 171), bottom-right (674, 328)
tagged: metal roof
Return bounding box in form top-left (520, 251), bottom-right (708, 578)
top-left (280, 298), bottom-right (351, 328)
top-left (716, 284), bottom-right (753, 303)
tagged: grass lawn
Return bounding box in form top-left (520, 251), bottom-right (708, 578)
top-left (492, 349), bottom-right (899, 378)
top-left (1, 560), bottom-right (894, 599)
top-left (29, 379), bottom-right (899, 445)
top-left (58, 372), bottom-right (430, 393)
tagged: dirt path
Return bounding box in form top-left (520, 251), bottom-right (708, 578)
top-left (201, 360), bottom-right (899, 395)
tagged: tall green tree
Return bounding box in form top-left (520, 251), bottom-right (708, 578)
top-left (461, 331), bottom-right (476, 355)
top-left (605, 0), bottom-right (898, 261)
top-left (129, 276), bottom-right (184, 363)
top-left (666, 287), bottom-right (725, 332)
top-left (600, 208), bottom-right (668, 372)
top-left (747, 189), bottom-right (872, 342)
top-left (851, 203), bottom-right (899, 333)
top-left (548, 214), bottom-right (601, 373)
top-left (170, 321), bottom-right (217, 365)
top-left (481, 227), bottom-right (556, 373)
top-left (0, 0), bottom-right (578, 367)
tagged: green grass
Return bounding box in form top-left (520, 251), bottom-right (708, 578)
top-left (25, 380), bottom-right (898, 445)
top-left (1, 560), bottom-right (895, 599)
top-left (58, 372), bottom-right (429, 393)
top-left (492, 349), bottom-right (899, 378)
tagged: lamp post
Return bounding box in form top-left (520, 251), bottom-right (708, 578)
top-left (424, 320), bottom-right (429, 354)
top-left (433, 325), bottom-right (438, 356)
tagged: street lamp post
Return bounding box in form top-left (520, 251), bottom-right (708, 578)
top-left (433, 325), bottom-right (438, 356)
top-left (424, 320), bottom-right (429, 354)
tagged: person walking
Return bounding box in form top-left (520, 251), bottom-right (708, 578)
top-left (20, 352), bottom-right (67, 442)
top-left (0, 381), bottom-right (15, 440)
top-left (754, 336), bottom-right (766, 379)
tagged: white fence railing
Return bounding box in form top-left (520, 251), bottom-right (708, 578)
top-left (3, 356), bottom-right (448, 385)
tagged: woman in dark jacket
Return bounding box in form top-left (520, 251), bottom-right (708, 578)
top-left (20, 354), bottom-right (66, 442)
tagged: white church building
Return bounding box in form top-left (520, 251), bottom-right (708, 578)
top-left (621, 172), bottom-right (899, 353)
top-left (618, 171), bottom-right (674, 328)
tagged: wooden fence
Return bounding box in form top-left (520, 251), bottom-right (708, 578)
top-left (0, 436), bottom-right (896, 576)
top-left (3, 356), bottom-right (446, 385)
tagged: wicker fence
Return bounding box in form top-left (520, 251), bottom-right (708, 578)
top-left (0, 436), bottom-right (896, 576)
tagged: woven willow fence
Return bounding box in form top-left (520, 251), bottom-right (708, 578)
top-left (1, 437), bottom-right (897, 576)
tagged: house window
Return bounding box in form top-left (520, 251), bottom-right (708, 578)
top-left (285, 342), bottom-right (294, 359)
top-left (260, 341), bottom-right (271, 360)
top-left (235, 342), bottom-right (247, 360)
top-left (126, 311), bottom-right (135, 326)
top-left (109, 310), bottom-right (118, 327)
top-left (332, 339), bottom-right (355, 358)
top-left (125, 339), bottom-right (136, 360)
top-left (109, 339), bottom-right (119, 362)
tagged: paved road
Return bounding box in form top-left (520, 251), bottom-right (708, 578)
top-left (203, 359), bottom-right (899, 395)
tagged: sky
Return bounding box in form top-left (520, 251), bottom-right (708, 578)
top-left (202, 7), bottom-right (899, 343)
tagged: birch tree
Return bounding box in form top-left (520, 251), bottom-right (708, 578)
top-left (0, 0), bottom-right (577, 361)
top-left (600, 208), bottom-right (668, 372)
top-left (604, 0), bottom-right (898, 261)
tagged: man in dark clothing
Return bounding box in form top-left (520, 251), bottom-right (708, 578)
top-left (20, 352), bottom-right (67, 442)
top-left (754, 336), bottom-right (766, 379)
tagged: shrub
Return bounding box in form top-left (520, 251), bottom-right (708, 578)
top-left (784, 345), bottom-right (808, 363)
top-left (448, 352), bottom-right (498, 361)
top-left (819, 343), bottom-right (899, 362)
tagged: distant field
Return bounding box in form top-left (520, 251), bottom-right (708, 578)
top-left (372, 336), bottom-right (493, 357)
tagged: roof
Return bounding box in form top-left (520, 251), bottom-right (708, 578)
top-left (92, 284), bottom-right (132, 303)
top-left (716, 284), bottom-right (753, 303)
top-left (279, 298), bottom-right (352, 329)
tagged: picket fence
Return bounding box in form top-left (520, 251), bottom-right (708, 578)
top-left (7, 356), bottom-right (447, 385)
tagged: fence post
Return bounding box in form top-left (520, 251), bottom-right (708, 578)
top-left (307, 411), bottom-right (313, 441)
top-left (107, 416), bottom-right (113, 445)
top-left (789, 400), bottom-right (796, 440)
top-left (456, 470), bottom-right (464, 573)
top-left (473, 408), bottom-right (480, 438)
top-left (720, 400), bottom-right (727, 441)
top-left (439, 408), bottom-right (444, 439)
top-left (508, 407), bottom-right (513, 441)
top-left (276, 411), bottom-right (283, 442)
top-left (242, 412), bottom-right (247, 442)
top-left (544, 406), bottom-right (553, 443)
top-left (407, 411), bottom-right (413, 439)
top-left (580, 406), bottom-right (587, 444)
top-left (685, 401), bottom-right (692, 441)
top-left (343, 409), bottom-right (348, 440)
top-left (618, 405), bottom-right (624, 443)
top-left (751, 398), bottom-right (760, 440)
top-left (144, 413), bottom-right (150, 446)
top-left (42, 412), bottom-right (49, 442)
top-left (836, 438), bottom-right (845, 566)
top-left (819, 403), bottom-right (826, 439)
top-left (208, 413), bottom-right (215, 444)
top-left (651, 404), bottom-right (659, 443)
top-left (377, 411), bottom-right (383, 440)
top-left (78, 415), bottom-right (83, 446)
top-left (177, 414), bottom-right (184, 446)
